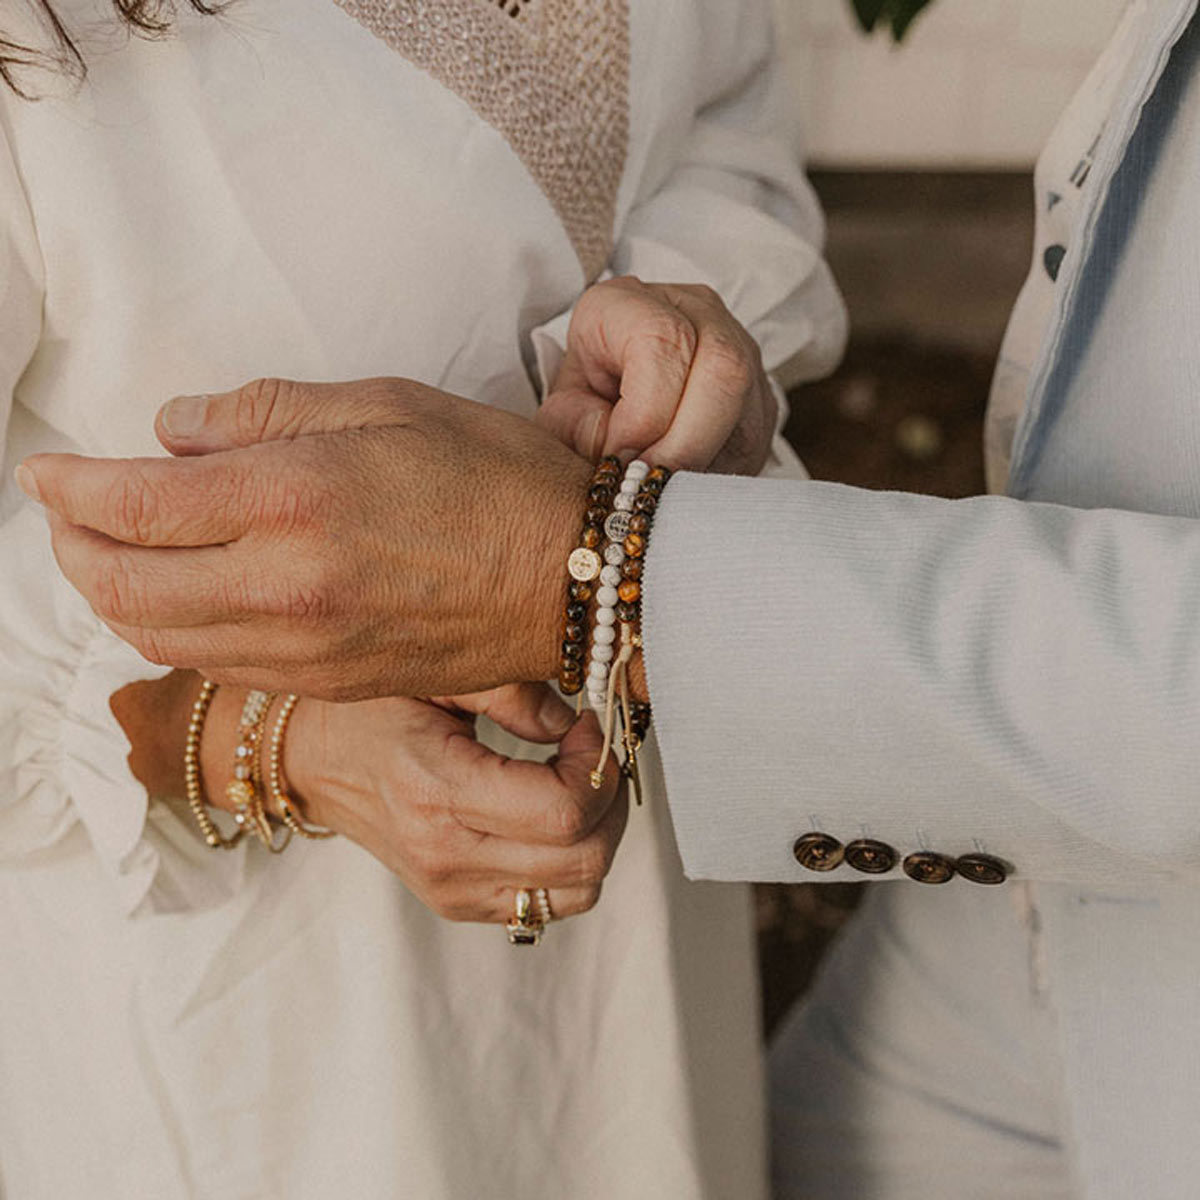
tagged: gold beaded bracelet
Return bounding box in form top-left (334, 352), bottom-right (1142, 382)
top-left (267, 694), bottom-right (336, 840)
top-left (184, 679), bottom-right (245, 850)
top-left (225, 689), bottom-right (277, 846)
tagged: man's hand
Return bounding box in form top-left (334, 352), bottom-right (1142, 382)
top-left (18, 380), bottom-right (591, 701)
top-left (537, 276), bottom-right (778, 476)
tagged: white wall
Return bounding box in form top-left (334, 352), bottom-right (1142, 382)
top-left (775, 0), bottom-right (1129, 167)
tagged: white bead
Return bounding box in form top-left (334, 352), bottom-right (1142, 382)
top-left (627, 459), bottom-right (649, 479)
top-left (596, 607), bottom-right (616, 626)
top-left (603, 543), bottom-right (626, 566)
top-left (592, 642), bottom-right (614, 663)
top-left (589, 660), bottom-right (609, 680)
top-left (596, 585), bottom-right (619, 607)
top-left (613, 493), bottom-right (634, 512)
top-left (600, 565), bottom-right (621, 587)
top-left (589, 692), bottom-right (608, 711)
top-left (619, 477), bottom-right (639, 495)
top-left (593, 624), bottom-right (616, 646)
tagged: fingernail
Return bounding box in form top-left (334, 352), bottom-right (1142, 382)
top-left (581, 410), bottom-right (606, 460)
top-left (14, 463), bottom-right (41, 504)
top-left (161, 394), bottom-right (209, 437)
top-left (540, 692), bottom-right (575, 738)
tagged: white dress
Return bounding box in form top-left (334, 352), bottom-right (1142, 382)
top-left (0, 1), bottom-right (845, 1196)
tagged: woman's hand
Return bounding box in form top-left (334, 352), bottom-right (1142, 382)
top-left (19, 380), bottom-right (590, 702)
top-left (536, 276), bottom-right (778, 476)
top-left (115, 670), bottom-right (627, 923)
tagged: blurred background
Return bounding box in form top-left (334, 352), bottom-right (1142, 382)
top-left (756, 0), bottom-right (1128, 1033)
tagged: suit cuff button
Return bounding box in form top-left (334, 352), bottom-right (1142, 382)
top-left (955, 853), bottom-right (1009, 885)
top-left (844, 838), bottom-right (897, 874)
top-left (902, 850), bottom-right (956, 884)
top-left (793, 832), bottom-right (844, 872)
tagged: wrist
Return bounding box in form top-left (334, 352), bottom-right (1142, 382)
top-left (512, 454), bottom-right (595, 682)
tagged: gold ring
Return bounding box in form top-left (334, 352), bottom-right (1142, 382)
top-left (506, 888), bottom-right (543, 946)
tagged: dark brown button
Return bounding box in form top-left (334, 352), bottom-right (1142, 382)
top-left (844, 838), bottom-right (898, 875)
top-left (902, 851), bottom-right (956, 885)
top-left (956, 853), bottom-right (1009, 885)
top-left (793, 832), bottom-right (844, 872)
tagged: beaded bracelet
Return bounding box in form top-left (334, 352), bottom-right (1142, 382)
top-left (590, 464), bottom-right (670, 801)
top-left (184, 679), bottom-right (245, 850)
top-left (559, 454), bottom-right (622, 697)
top-left (225, 689), bottom-right (277, 846)
top-left (267, 694), bottom-right (336, 840)
top-left (585, 458), bottom-right (648, 712)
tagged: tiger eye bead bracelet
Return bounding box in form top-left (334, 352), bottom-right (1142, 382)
top-left (559, 455), bottom-right (622, 696)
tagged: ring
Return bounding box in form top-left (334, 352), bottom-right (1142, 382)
top-left (506, 888), bottom-right (543, 946)
top-left (535, 888), bottom-right (553, 926)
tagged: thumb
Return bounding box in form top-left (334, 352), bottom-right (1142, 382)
top-left (536, 387), bottom-right (613, 462)
top-left (445, 682), bottom-right (577, 745)
top-left (155, 377), bottom-right (419, 456)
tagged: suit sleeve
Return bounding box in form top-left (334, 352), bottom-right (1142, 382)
top-left (644, 472), bottom-right (1200, 885)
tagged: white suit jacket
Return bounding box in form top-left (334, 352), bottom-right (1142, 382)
top-left (644, 0), bottom-right (1200, 1194)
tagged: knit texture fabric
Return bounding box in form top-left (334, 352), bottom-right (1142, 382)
top-left (334, 0), bottom-right (629, 279)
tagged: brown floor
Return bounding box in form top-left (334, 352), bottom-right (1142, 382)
top-left (758, 171), bottom-right (1035, 1035)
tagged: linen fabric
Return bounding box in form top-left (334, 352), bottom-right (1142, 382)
top-left (0, 0), bottom-right (846, 1195)
top-left (643, 1), bottom-right (1200, 1195)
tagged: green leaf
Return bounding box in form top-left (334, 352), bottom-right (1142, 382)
top-left (888, 0), bottom-right (934, 40)
top-left (850, 0), bottom-right (887, 33)
top-left (847, 0), bottom-right (936, 41)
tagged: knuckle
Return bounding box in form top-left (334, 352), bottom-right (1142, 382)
top-left (91, 553), bottom-right (144, 623)
top-left (642, 310), bottom-right (698, 368)
top-left (575, 885), bottom-right (603, 915)
top-left (552, 796), bottom-right (594, 846)
top-left (107, 468), bottom-right (158, 545)
top-left (237, 378), bottom-right (297, 440)
top-left (703, 334), bottom-right (758, 398)
top-left (132, 626), bottom-right (175, 667)
top-left (573, 836), bottom-right (612, 887)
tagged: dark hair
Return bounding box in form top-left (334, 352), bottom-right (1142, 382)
top-left (2, 0), bottom-right (219, 96)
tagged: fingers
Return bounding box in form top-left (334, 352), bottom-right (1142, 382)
top-left (19, 450), bottom-right (258, 546)
top-left (155, 377), bottom-right (424, 456)
top-left (443, 709), bottom-right (621, 844)
top-left (446, 682), bottom-right (577, 744)
top-left (545, 277), bottom-right (772, 474)
top-left (609, 280), bottom-right (768, 468)
top-left (557, 277), bottom-right (696, 458)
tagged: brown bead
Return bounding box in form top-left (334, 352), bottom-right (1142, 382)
top-left (621, 558), bottom-right (643, 581)
top-left (624, 533), bottom-right (645, 558)
top-left (585, 505), bottom-right (608, 527)
top-left (633, 492), bottom-right (658, 514)
top-left (581, 525), bottom-right (602, 549)
top-left (642, 476), bottom-right (665, 496)
top-left (564, 623), bottom-right (585, 644)
top-left (565, 601), bottom-right (587, 624)
top-left (844, 839), bottom-right (898, 875)
top-left (646, 466), bottom-right (670, 483)
top-left (588, 484), bottom-right (614, 505)
top-left (902, 851), bottom-right (956, 885)
top-left (617, 579), bottom-right (641, 603)
top-left (569, 581), bottom-right (593, 602)
top-left (560, 677), bottom-right (583, 696)
top-left (793, 832), bottom-right (844, 872)
top-left (956, 853), bottom-right (1009, 886)
top-left (598, 454), bottom-right (622, 473)
top-left (615, 601), bottom-right (639, 623)
top-left (561, 641), bottom-right (584, 662)
top-left (628, 513), bottom-right (650, 534)
top-left (561, 655), bottom-right (584, 674)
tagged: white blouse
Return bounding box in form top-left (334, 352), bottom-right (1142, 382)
top-left (0, 1), bottom-right (845, 1195)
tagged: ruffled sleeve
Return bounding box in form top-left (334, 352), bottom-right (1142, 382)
top-left (0, 115), bottom-right (243, 916)
top-left (531, 0), bottom-right (847, 416)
